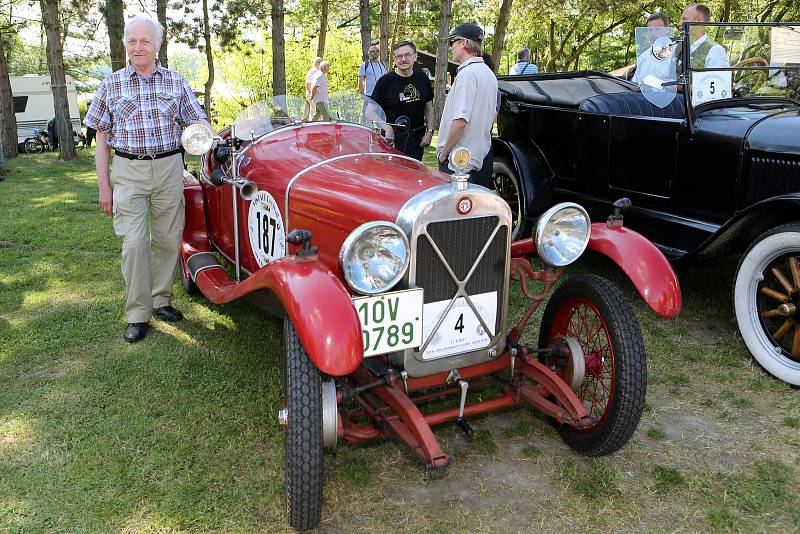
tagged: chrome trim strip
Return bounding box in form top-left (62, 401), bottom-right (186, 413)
top-left (191, 263), bottom-right (225, 281)
top-left (284, 151), bottom-right (427, 229)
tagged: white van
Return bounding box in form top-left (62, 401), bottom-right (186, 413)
top-left (11, 75), bottom-right (81, 144)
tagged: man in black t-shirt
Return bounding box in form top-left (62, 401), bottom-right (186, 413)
top-left (371, 40), bottom-right (434, 160)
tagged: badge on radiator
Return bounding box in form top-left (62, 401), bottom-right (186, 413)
top-left (457, 196), bottom-right (472, 215)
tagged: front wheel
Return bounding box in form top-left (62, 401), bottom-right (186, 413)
top-left (538, 274), bottom-right (646, 456)
top-left (492, 158), bottom-right (528, 241)
top-left (284, 318), bottom-right (323, 531)
top-left (23, 138), bottom-right (44, 154)
top-left (734, 224), bottom-right (800, 386)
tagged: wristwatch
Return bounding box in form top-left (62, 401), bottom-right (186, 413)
top-left (425, 129), bottom-right (434, 134)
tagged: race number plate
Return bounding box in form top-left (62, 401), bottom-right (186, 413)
top-left (421, 291), bottom-right (498, 360)
top-left (353, 288), bottom-right (424, 357)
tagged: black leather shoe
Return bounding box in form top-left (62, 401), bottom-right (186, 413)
top-left (123, 322), bottom-right (149, 343)
top-left (154, 305), bottom-right (183, 322)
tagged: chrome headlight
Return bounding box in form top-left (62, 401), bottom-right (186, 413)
top-left (181, 123), bottom-right (214, 155)
top-left (340, 222), bottom-right (410, 295)
top-left (535, 202), bottom-right (591, 267)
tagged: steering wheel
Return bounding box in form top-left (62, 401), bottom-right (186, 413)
top-left (732, 57), bottom-right (769, 94)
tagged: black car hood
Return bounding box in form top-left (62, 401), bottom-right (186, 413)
top-left (746, 109), bottom-right (800, 155)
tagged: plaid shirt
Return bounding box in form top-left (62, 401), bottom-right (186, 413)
top-left (85, 61), bottom-right (207, 155)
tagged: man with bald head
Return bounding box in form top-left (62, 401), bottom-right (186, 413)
top-left (85, 16), bottom-right (211, 342)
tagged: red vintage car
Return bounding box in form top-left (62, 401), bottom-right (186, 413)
top-left (179, 95), bottom-right (681, 531)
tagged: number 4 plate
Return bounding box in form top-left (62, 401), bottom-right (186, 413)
top-left (353, 288), bottom-right (424, 357)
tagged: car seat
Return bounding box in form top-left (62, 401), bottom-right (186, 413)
top-left (578, 92), bottom-right (685, 119)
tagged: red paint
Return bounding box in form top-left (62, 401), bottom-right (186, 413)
top-left (587, 223), bottom-right (682, 318)
top-left (510, 224), bottom-right (681, 318)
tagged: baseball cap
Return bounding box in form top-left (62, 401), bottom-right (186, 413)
top-left (447, 23), bottom-right (484, 43)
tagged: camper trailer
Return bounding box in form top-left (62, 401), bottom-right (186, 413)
top-left (11, 75), bottom-right (81, 144)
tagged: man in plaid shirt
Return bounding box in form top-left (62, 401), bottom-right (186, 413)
top-left (85, 15), bottom-right (212, 343)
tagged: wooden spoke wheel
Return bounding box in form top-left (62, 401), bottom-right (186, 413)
top-left (735, 224), bottom-right (800, 386)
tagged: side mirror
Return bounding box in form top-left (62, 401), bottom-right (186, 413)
top-left (651, 36), bottom-right (677, 61)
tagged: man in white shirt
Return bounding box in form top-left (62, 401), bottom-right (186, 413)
top-left (304, 57), bottom-right (322, 120)
top-left (358, 45), bottom-right (388, 97)
top-left (310, 61), bottom-right (331, 121)
top-left (436, 23), bottom-right (498, 188)
top-left (678, 3), bottom-right (729, 70)
top-left (632, 13), bottom-right (675, 86)
top-left (509, 48), bottom-right (539, 75)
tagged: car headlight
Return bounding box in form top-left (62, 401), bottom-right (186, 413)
top-left (181, 123), bottom-right (214, 155)
top-left (340, 222), bottom-right (410, 295)
top-left (535, 202), bottom-right (591, 267)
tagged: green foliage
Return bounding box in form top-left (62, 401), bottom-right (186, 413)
top-left (559, 459), bottom-right (620, 501)
top-left (652, 465), bottom-right (685, 492)
top-left (646, 426), bottom-right (666, 440)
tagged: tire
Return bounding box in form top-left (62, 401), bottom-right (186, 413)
top-left (23, 138), bottom-right (44, 154)
top-left (492, 158), bottom-right (529, 241)
top-left (538, 274), bottom-right (646, 456)
top-left (733, 223), bottom-right (800, 386)
top-left (284, 318), bottom-right (323, 531)
top-left (179, 256), bottom-right (200, 296)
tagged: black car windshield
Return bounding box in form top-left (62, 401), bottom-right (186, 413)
top-left (685, 23), bottom-right (800, 107)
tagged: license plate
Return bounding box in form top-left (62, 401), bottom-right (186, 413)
top-left (353, 288), bottom-right (424, 357)
top-left (421, 291), bottom-right (498, 360)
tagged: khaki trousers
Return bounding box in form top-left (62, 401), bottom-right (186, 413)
top-left (111, 154), bottom-right (185, 323)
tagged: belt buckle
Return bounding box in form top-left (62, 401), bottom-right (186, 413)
top-left (137, 153), bottom-right (157, 160)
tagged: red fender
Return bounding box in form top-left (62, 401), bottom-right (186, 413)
top-left (511, 223), bottom-right (681, 318)
top-left (181, 181), bottom-right (363, 376)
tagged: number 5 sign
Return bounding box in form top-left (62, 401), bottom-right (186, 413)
top-left (691, 71), bottom-right (732, 106)
top-left (248, 190), bottom-right (287, 267)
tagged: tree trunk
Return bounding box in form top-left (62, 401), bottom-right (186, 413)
top-left (390, 0), bottom-right (405, 54)
top-left (0, 33), bottom-right (19, 160)
top-left (40, 0), bottom-right (75, 160)
top-left (379, 0), bottom-right (388, 63)
top-left (271, 0), bottom-right (286, 96)
top-left (546, 19), bottom-right (556, 71)
top-left (157, 0), bottom-right (168, 67)
top-left (202, 0), bottom-right (215, 115)
top-left (102, 0), bottom-right (125, 71)
top-left (433, 0), bottom-right (452, 125)
top-left (359, 0), bottom-right (371, 60)
top-left (317, 0), bottom-right (328, 58)
top-left (491, 0), bottom-right (513, 74)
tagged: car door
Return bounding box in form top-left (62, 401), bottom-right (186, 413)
top-left (607, 115), bottom-right (682, 206)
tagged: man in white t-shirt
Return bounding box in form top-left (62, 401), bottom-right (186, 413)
top-left (358, 45), bottom-right (388, 97)
top-left (310, 61), bottom-right (331, 121)
top-left (304, 57), bottom-right (322, 120)
top-left (436, 23), bottom-right (498, 188)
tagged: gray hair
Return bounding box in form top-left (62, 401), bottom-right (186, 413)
top-left (517, 48), bottom-right (530, 61)
top-left (123, 16), bottom-right (165, 47)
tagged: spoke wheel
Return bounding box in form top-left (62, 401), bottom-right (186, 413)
top-left (492, 158), bottom-right (528, 240)
top-left (24, 138), bottom-right (44, 154)
top-left (539, 274), bottom-right (646, 456)
top-left (734, 224), bottom-right (800, 386)
top-left (284, 318), bottom-right (323, 531)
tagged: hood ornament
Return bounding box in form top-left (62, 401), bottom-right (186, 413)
top-left (449, 146), bottom-right (471, 192)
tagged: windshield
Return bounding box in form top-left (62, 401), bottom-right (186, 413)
top-left (686, 23), bottom-right (800, 106)
top-left (634, 26), bottom-right (679, 108)
top-left (232, 93), bottom-right (388, 141)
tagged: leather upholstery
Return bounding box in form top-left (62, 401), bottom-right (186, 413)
top-left (578, 92), bottom-right (686, 119)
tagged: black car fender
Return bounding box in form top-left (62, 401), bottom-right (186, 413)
top-left (492, 138), bottom-right (554, 218)
top-left (692, 194), bottom-right (800, 260)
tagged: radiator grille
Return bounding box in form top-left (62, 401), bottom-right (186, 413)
top-left (414, 216), bottom-right (507, 336)
top-left (747, 155), bottom-right (800, 203)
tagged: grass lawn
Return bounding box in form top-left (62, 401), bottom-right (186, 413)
top-left (1, 150), bottom-right (799, 533)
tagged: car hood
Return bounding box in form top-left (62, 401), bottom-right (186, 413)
top-left (746, 109), bottom-right (800, 156)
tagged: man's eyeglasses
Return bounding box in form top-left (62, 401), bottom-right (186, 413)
top-left (448, 37), bottom-right (464, 46)
top-left (394, 52), bottom-right (416, 60)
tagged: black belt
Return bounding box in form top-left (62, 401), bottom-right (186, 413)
top-left (115, 148), bottom-right (182, 160)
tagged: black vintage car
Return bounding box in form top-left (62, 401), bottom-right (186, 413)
top-left (492, 22), bottom-right (800, 385)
